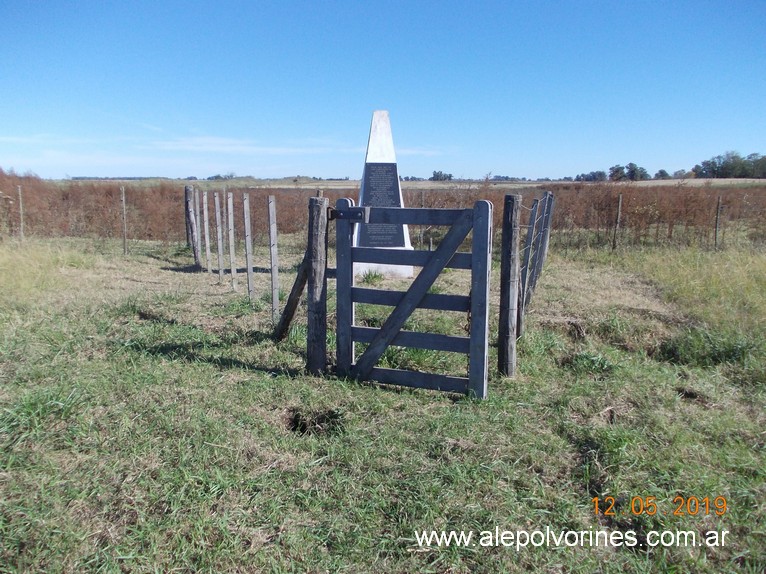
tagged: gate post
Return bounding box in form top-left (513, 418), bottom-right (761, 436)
top-left (468, 200), bottom-right (493, 399)
top-left (307, 196), bottom-right (329, 374)
top-left (335, 198), bottom-right (355, 377)
top-left (499, 194), bottom-right (521, 377)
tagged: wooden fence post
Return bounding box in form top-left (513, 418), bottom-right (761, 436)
top-left (221, 187), bottom-right (228, 247)
top-left (528, 192), bottom-right (554, 298)
top-left (184, 186), bottom-right (201, 269)
top-left (17, 185), bottom-right (25, 240)
top-left (202, 190), bottom-right (212, 273)
top-left (184, 185), bottom-right (193, 247)
top-left (268, 195), bottom-right (280, 324)
top-left (540, 192), bottom-right (554, 263)
top-left (714, 195), bottom-right (722, 251)
top-left (306, 196), bottom-right (329, 374)
top-left (517, 198), bottom-right (539, 338)
top-left (419, 189), bottom-right (425, 248)
top-left (120, 186), bottom-right (128, 256)
top-left (612, 193), bottom-right (623, 251)
top-left (498, 194), bottom-right (521, 377)
top-left (243, 193), bottom-right (255, 302)
top-left (193, 187), bottom-right (201, 259)
top-left (526, 192), bottom-right (551, 307)
top-left (214, 191), bottom-right (225, 282)
top-left (227, 191), bottom-right (237, 290)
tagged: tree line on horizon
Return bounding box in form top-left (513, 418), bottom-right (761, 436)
top-left (416, 151), bottom-right (766, 185)
top-left (574, 151), bottom-right (766, 182)
top-left (3, 150), bottom-right (765, 185)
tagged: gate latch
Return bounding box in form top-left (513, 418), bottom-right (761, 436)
top-left (329, 206), bottom-right (370, 222)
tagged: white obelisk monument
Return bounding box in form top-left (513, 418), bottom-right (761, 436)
top-left (353, 110), bottom-right (414, 278)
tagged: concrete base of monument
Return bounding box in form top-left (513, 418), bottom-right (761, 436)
top-left (354, 248), bottom-right (414, 278)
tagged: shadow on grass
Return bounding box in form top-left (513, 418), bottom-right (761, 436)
top-left (123, 291), bottom-right (466, 399)
top-left (160, 265), bottom-right (277, 275)
top-left (123, 310), bottom-right (302, 377)
top-left (135, 339), bottom-right (303, 378)
top-left (137, 310), bottom-right (177, 325)
top-left (145, 253), bottom-right (189, 266)
top-left (332, 375), bottom-right (468, 403)
top-left (160, 264), bottom-right (203, 274)
top-left (158, 259), bottom-right (337, 278)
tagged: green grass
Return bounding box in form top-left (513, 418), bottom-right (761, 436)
top-left (0, 239), bottom-right (764, 572)
top-left (656, 327), bottom-right (756, 367)
top-left (0, 240), bottom-right (95, 310)
top-left (359, 269), bottom-right (384, 286)
top-left (561, 350), bottom-right (618, 376)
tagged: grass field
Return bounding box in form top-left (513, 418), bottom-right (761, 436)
top-left (0, 236), bottom-right (764, 573)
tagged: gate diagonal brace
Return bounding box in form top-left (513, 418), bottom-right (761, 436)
top-left (351, 208), bottom-right (474, 381)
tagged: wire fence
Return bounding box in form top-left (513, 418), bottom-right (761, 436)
top-left (2, 169), bottom-right (764, 251)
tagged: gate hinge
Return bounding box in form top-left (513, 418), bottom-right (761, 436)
top-left (328, 206), bottom-right (370, 222)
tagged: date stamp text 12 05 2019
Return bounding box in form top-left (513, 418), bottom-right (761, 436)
top-left (592, 495), bottom-right (727, 517)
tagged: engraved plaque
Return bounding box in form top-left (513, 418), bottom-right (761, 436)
top-left (358, 162), bottom-right (405, 247)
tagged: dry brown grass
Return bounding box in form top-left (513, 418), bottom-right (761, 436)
top-left (2, 168), bottom-right (765, 249)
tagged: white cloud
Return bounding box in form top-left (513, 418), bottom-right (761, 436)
top-left (0, 130), bottom-right (445, 179)
top-left (397, 147), bottom-right (442, 157)
top-left (0, 134), bottom-right (90, 146)
top-left (148, 136), bottom-right (362, 156)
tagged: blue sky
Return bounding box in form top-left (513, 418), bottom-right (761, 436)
top-left (2, 0), bottom-right (764, 180)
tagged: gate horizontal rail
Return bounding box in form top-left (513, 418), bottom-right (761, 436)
top-left (351, 326), bottom-right (470, 354)
top-left (352, 247), bottom-right (472, 269)
top-left (351, 287), bottom-right (470, 312)
top-left (363, 207), bottom-right (470, 225)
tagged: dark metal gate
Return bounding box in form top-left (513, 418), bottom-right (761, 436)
top-left (334, 198), bottom-right (493, 398)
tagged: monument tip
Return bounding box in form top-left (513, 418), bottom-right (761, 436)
top-left (365, 110), bottom-right (397, 164)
